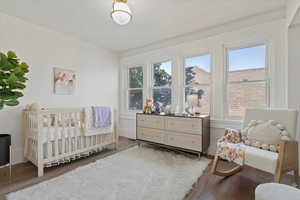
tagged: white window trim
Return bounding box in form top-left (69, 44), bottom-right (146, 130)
top-left (182, 53), bottom-right (213, 115)
top-left (126, 65), bottom-right (144, 112)
top-left (223, 43), bottom-right (270, 120)
top-left (150, 59), bottom-right (174, 108)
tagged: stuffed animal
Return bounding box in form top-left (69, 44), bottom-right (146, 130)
top-left (143, 98), bottom-right (155, 114)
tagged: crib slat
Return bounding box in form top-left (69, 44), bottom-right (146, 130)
top-left (46, 115), bottom-right (52, 160)
top-left (80, 111), bottom-right (85, 150)
top-left (61, 113), bottom-right (66, 157)
top-left (74, 112), bottom-right (79, 153)
top-left (83, 136), bottom-right (88, 149)
top-left (54, 113), bottom-right (59, 159)
top-left (68, 113), bottom-right (72, 154)
top-left (64, 113), bottom-right (72, 153)
top-left (91, 135), bottom-right (95, 147)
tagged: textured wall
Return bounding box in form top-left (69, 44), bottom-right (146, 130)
top-left (0, 12), bottom-right (119, 164)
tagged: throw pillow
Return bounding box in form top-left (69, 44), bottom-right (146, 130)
top-left (241, 120), bottom-right (290, 152)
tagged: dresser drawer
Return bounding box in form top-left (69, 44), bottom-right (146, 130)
top-left (137, 115), bottom-right (165, 129)
top-left (137, 128), bottom-right (165, 144)
top-left (166, 133), bottom-right (202, 151)
top-left (165, 117), bottom-right (202, 135)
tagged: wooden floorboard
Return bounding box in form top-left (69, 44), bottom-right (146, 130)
top-left (185, 159), bottom-right (295, 200)
top-left (0, 137), bottom-right (296, 200)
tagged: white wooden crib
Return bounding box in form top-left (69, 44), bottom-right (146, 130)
top-left (22, 107), bottom-right (118, 177)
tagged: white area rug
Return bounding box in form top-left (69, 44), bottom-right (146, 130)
top-left (7, 146), bottom-right (210, 200)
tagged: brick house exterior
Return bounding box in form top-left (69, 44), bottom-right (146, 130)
top-left (187, 67), bottom-right (266, 116)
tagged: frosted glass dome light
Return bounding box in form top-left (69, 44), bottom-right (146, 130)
top-left (111, 0), bottom-right (132, 25)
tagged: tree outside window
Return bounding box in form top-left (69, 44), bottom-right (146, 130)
top-left (152, 61), bottom-right (172, 111)
top-left (128, 66), bottom-right (143, 110)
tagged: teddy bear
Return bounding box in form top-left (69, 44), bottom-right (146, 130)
top-left (143, 98), bottom-right (155, 114)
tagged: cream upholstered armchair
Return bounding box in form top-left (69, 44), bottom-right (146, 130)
top-left (211, 109), bottom-right (299, 185)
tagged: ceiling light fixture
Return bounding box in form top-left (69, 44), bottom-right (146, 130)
top-left (111, 0), bottom-right (132, 25)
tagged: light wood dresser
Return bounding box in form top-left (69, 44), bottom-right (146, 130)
top-left (136, 113), bottom-right (210, 157)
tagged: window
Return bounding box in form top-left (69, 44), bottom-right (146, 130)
top-left (128, 66), bottom-right (143, 110)
top-left (226, 45), bottom-right (268, 117)
top-left (152, 61), bottom-right (172, 111)
top-left (184, 54), bottom-right (211, 114)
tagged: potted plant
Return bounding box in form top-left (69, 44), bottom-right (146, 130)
top-left (0, 50), bottom-right (29, 172)
top-left (0, 50), bottom-right (30, 109)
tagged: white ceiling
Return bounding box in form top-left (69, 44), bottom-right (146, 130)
top-left (0, 0), bottom-right (286, 52)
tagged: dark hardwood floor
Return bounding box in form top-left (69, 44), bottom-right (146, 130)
top-left (186, 160), bottom-right (295, 200)
top-left (0, 137), bottom-right (296, 200)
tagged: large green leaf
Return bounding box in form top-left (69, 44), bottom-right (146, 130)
top-left (7, 73), bottom-right (19, 83)
top-left (0, 54), bottom-right (8, 69)
top-left (0, 101), bottom-right (3, 110)
top-left (4, 99), bottom-right (19, 106)
top-left (2, 61), bottom-right (15, 71)
top-left (17, 76), bottom-right (28, 82)
top-left (0, 91), bottom-right (23, 100)
top-left (8, 82), bottom-right (26, 90)
top-left (7, 51), bottom-right (17, 59)
top-left (19, 62), bottom-right (29, 69)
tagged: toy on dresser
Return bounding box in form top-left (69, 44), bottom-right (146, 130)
top-left (143, 98), bottom-right (155, 114)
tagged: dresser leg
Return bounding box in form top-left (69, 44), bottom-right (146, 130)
top-left (198, 152), bottom-right (201, 160)
top-left (113, 142), bottom-right (117, 150)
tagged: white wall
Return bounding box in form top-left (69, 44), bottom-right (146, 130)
top-left (119, 18), bottom-right (287, 155)
top-left (288, 25), bottom-right (300, 144)
top-left (0, 12), bottom-right (119, 164)
top-left (287, 0), bottom-right (300, 26)
top-left (288, 23), bottom-right (300, 172)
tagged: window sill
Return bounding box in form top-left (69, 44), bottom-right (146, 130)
top-left (210, 119), bottom-right (242, 129)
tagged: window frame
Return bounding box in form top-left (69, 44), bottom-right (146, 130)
top-left (127, 66), bottom-right (144, 111)
top-left (150, 59), bottom-right (173, 108)
top-left (224, 43), bottom-right (270, 120)
top-left (183, 53), bottom-right (213, 115)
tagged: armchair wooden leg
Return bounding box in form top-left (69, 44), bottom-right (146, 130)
top-left (274, 140), bottom-right (299, 185)
top-left (274, 150), bottom-right (284, 183)
top-left (211, 154), bottom-right (220, 174)
top-left (294, 169), bottom-right (299, 187)
top-left (274, 167), bottom-right (282, 183)
top-left (293, 144), bottom-right (299, 187)
top-left (211, 154), bottom-right (242, 177)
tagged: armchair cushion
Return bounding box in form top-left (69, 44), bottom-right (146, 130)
top-left (243, 109), bottom-right (298, 139)
top-left (242, 120), bottom-right (291, 152)
top-left (217, 141), bottom-right (279, 173)
top-left (243, 144), bottom-right (278, 174)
